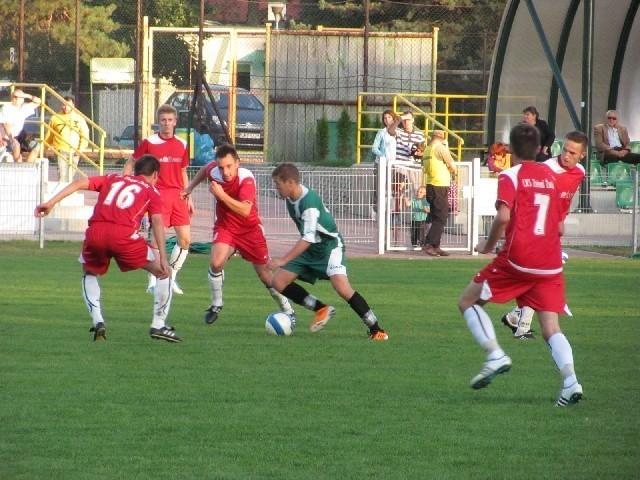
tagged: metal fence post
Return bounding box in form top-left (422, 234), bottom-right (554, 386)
top-left (632, 167), bottom-right (638, 257)
top-left (38, 158), bottom-right (48, 249)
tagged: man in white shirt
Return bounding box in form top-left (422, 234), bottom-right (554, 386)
top-left (0, 89), bottom-right (42, 162)
top-left (593, 110), bottom-right (640, 165)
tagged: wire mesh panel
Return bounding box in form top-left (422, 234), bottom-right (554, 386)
top-left (187, 163), bottom-right (377, 246)
top-left (384, 160), bottom-right (472, 252)
top-left (0, 162), bottom-right (42, 238)
top-left (5, 161), bottom-right (637, 254)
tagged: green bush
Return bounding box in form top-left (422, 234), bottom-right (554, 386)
top-left (316, 112), bottom-right (329, 162)
top-left (337, 106), bottom-right (353, 161)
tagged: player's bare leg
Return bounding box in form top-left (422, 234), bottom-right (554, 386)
top-left (254, 263), bottom-right (295, 319)
top-left (272, 269), bottom-right (334, 332)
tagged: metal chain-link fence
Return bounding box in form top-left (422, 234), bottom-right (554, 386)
top-left (1, 1), bottom-right (506, 158)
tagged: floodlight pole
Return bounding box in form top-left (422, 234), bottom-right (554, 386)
top-left (188, 0), bottom-right (206, 157)
top-left (134, 0), bottom-right (142, 149)
top-left (75, 0), bottom-right (80, 102)
top-left (577, 0), bottom-right (595, 212)
top-left (363, 0), bottom-right (370, 93)
top-left (18, 0), bottom-right (25, 81)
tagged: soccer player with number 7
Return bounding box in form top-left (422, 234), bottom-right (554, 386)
top-left (457, 123), bottom-right (583, 406)
top-left (500, 131), bottom-right (588, 340)
top-left (34, 154), bottom-right (181, 343)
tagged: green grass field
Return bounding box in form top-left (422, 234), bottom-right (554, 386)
top-left (2, 241), bottom-right (639, 479)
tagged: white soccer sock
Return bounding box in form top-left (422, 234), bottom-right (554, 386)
top-left (515, 306), bottom-right (535, 336)
top-left (548, 332), bottom-right (577, 387)
top-left (268, 287), bottom-right (294, 315)
top-left (82, 275), bottom-right (104, 325)
top-left (147, 272), bottom-right (156, 289)
top-left (463, 305), bottom-right (504, 359)
top-left (208, 268), bottom-right (224, 307)
top-left (169, 246), bottom-right (189, 281)
top-left (152, 277), bottom-right (172, 329)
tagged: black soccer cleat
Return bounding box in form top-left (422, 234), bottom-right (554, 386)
top-left (501, 314), bottom-right (518, 334)
top-left (204, 305), bottom-right (223, 325)
top-left (149, 325), bottom-right (182, 343)
top-left (90, 322), bottom-right (107, 341)
top-left (514, 331), bottom-right (536, 340)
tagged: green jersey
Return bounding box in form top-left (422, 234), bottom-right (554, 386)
top-left (285, 185), bottom-right (345, 258)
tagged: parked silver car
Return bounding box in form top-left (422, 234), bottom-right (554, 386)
top-left (165, 85), bottom-right (264, 150)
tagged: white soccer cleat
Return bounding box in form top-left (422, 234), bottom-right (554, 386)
top-left (470, 355), bottom-right (512, 389)
top-left (556, 382), bottom-right (583, 406)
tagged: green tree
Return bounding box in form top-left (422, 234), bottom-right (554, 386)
top-left (316, 111), bottom-right (329, 162)
top-left (90, 0), bottom-right (207, 87)
top-left (337, 106), bottom-right (354, 162)
top-left (293, 0), bottom-right (505, 92)
top-left (0, 0), bottom-right (128, 86)
top-left (0, 0), bottom-right (217, 88)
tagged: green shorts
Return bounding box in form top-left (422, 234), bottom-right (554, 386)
top-left (283, 245), bottom-right (348, 284)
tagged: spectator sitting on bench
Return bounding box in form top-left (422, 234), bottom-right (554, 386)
top-left (594, 110), bottom-right (640, 165)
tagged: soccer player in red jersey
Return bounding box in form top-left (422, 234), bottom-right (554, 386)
top-left (458, 123), bottom-right (583, 406)
top-left (123, 104), bottom-right (193, 295)
top-left (181, 144), bottom-right (294, 326)
top-left (35, 155), bottom-right (181, 342)
top-left (502, 131), bottom-right (588, 339)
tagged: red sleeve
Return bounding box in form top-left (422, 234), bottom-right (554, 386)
top-left (203, 161), bottom-right (218, 180)
top-left (147, 188), bottom-right (163, 216)
top-left (496, 172), bottom-right (516, 210)
top-left (87, 175), bottom-right (107, 192)
top-left (132, 139), bottom-right (150, 160)
top-left (237, 175), bottom-right (257, 203)
top-left (181, 142), bottom-right (190, 168)
top-left (204, 162), bottom-right (218, 181)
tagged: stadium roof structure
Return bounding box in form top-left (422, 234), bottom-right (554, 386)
top-left (486, 0), bottom-right (640, 146)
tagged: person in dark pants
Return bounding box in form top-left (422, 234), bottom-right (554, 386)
top-left (422, 130), bottom-right (456, 257)
top-left (522, 106), bottom-right (555, 162)
top-left (594, 110), bottom-right (640, 165)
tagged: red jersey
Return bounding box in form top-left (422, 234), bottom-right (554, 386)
top-left (203, 162), bottom-right (262, 234)
top-left (87, 174), bottom-right (162, 232)
top-left (496, 162), bottom-right (564, 274)
top-left (132, 134), bottom-right (189, 191)
top-left (544, 156), bottom-right (585, 219)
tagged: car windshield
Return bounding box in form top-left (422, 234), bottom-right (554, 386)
top-left (236, 93), bottom-right (263, 111)
top-left (121, 126), bottom-right (135, 139)
top-left (207, 91), bottom-right (263, 111)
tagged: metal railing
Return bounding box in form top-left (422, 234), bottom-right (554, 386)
top-left (0, 82), bottom-right (107, 176)
top-left (356, 92), bottom-right (489, 165)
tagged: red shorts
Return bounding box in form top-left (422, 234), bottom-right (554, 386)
top-left (473, 255), bottom-right (570, 315)
top-left (80, 223), bottom-right (156, 275)
top-left (160, 188), bottom-right (190, 228)
top-left (212, 224), bottom-right (269, 265)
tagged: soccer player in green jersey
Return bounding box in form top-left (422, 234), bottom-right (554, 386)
top-left (267, 163), bottom-right (388, 340)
